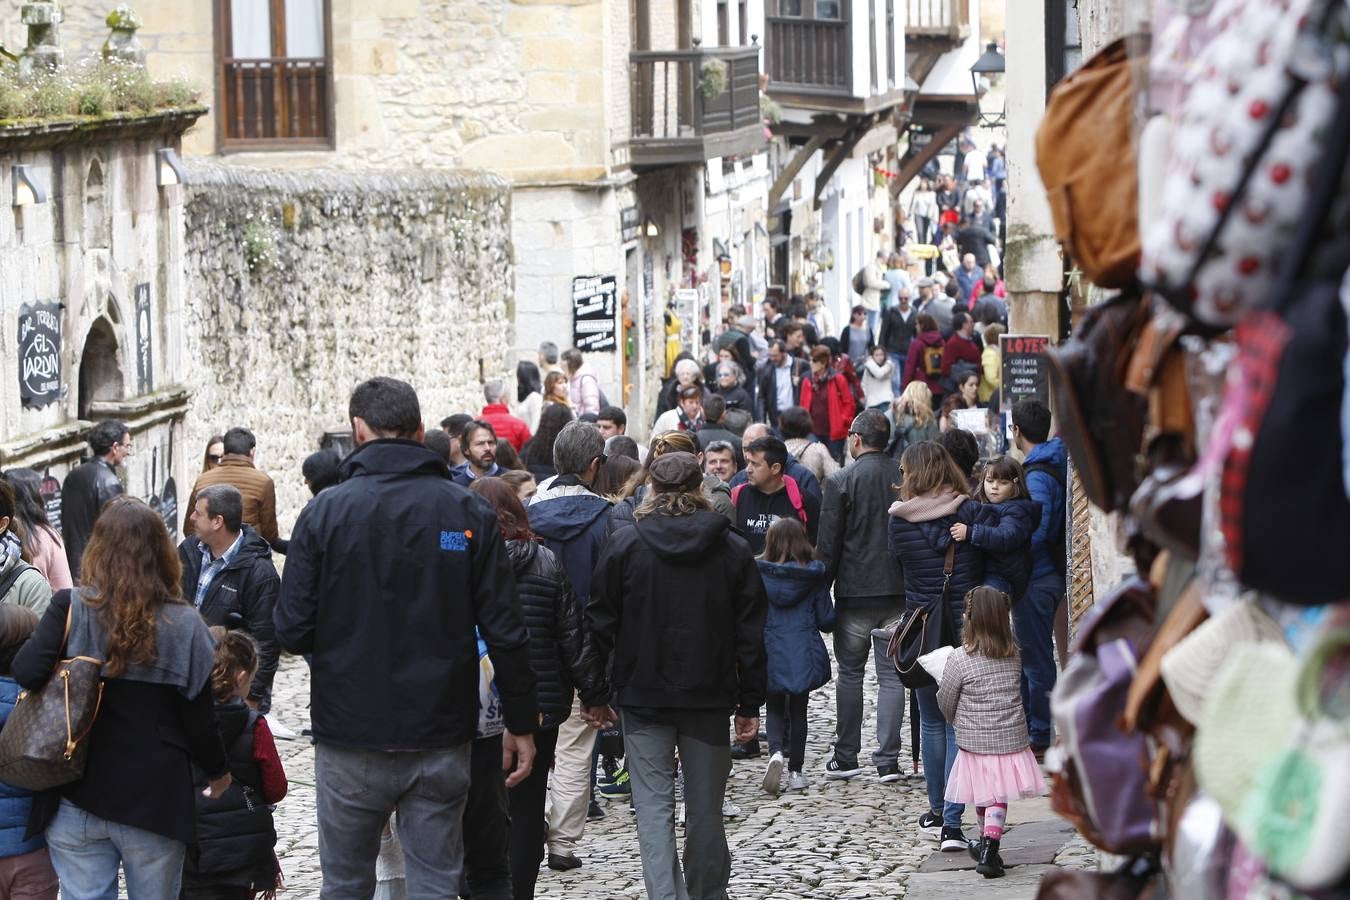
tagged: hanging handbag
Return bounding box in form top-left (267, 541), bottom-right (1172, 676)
top-left (0, 596), bottom-right (105, 791)
top-left (1035, 37), bottom-right (1143, 289)
top-left (1217, 45), bottom-right (1350, 605)
top-left (886, 543), bottom-right (956, 690)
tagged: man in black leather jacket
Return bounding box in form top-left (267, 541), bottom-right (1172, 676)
top-left (813, 410), bottom-right (908, 783)
top-left (61, 419), bottom-right (130, 580)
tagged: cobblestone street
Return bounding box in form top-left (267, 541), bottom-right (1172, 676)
top-left (267, 651), bottom-right (1091, 898)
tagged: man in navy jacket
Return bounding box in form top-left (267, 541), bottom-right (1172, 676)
top-left (276, 377), bottom-right (537, 897)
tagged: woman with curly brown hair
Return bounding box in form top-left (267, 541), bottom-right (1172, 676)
top-left (13, 496), bottom-right (231, 898)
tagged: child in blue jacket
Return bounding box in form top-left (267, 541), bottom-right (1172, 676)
top-left (756, 518), bottom-right (835, 797)
top-left (0, 605), bottom-right (57, 899)
top-left (949, 455), bottom-right (1041, 598)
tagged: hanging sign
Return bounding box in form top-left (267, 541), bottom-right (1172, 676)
top-left (1000, 334), bottom-right (1052, 410)
top-left (572, 275), bottom-right (618, 352)
top-left (17, 302), bottom-right (61, 409)
top-left (134, 282), bottom-right (153, 394)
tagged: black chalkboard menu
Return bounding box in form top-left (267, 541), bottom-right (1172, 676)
top-left (1000, 334), bottom-right (1051, 410)
top-left (18, 301), bottom-right (61, 409)
top-left (572, 275), bottom-right (618, 352)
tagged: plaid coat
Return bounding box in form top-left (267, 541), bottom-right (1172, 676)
top-left (937, 646), bottom-right (1030, 755)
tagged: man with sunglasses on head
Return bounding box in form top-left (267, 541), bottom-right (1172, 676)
top-left (527, 421), bottom-right (613, 872)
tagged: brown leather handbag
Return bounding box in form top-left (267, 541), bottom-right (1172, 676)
top-left (1036, 37), bottom-right (1143, 288)
top-left (0, 599), bottom-right (105, 791)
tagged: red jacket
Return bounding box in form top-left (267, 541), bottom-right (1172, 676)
top-left (479, 404), bottom-right (533, 451)
top-left (903, 331), bottom-right (946, 395)
top-left (798, 372), bottom-right (856, 441)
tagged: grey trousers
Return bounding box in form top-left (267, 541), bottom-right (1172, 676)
top-left (314, 741), bottom-right (472, 900)
top-left (621, 708), bottom-right (732, 900)
top-left (832, 602), bottom-right (905, 767)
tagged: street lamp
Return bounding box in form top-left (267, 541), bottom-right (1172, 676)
top-left (969, 42), bottom-right (1006, 128)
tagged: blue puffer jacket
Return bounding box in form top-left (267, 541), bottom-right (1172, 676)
top-left (757, 560), bottom-right (835, 695)
top-left (0, 678), bottom-right (42, 857)
top-left (967, 498), bottom-right (1041, 599)
top-left (1024, 438), bottom-right (1067, 582)
top-left (887, 495), bottom-right (985, 638)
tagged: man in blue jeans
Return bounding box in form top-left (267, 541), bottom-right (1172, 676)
top-left (1010, 400), bottom-right (1067, 757)
top-left (276, 377), bottom-right (538, 899)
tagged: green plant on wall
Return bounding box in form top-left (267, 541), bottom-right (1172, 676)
top-left (0, 58), bottom-right (198, 123)
top-left (760, 94), bottom-right (781, 124)
top-left (699, 58), bottom-right (727, 101)
top-left (242, 217), bottom-right (280, 273)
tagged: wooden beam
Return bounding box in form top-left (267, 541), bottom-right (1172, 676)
top-left (813, 115), bottom-right (875, 208)
top-left (889, 121), bottom-right (962, 198)
top-left (767, 133), bottom-right (829, 215)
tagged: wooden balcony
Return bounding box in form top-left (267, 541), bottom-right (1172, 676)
top-left (907, 0), bottom-right (970, 42)
top-left (629, 46), bottom-right (765, 170)
top-left (764, 14), bottom-right (904, 116)
top-left (220, 56), bottom-right (332, 148)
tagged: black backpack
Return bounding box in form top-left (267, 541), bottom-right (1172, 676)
top-left (1024, 462), bottom-right (1067, 577)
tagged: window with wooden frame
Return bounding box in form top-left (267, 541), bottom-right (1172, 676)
top-left (215, 0), bottom-right (333, 149)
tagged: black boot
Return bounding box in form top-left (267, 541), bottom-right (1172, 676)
top-left (967, 835), bottom-right (985, 864)
top-left (976, 838), bottom-right (1005, 879)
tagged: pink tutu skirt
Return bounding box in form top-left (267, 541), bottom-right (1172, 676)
top-left (944, 747), bottom-right (1047, 807)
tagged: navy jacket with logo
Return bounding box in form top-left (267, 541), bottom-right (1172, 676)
top-left (275, 439), bottom-right (537, 748)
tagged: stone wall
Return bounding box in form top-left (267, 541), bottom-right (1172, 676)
top-left (181, 161), bottom-right (514, 530)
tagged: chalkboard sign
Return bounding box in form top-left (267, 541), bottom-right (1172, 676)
top-left (572, 275), bottom-right (618, 352)
top-left (40, 469), bottom-right (61, 534)
top-left (17, 302), bottom-right (61, 409)
top-left (1000, 334), bottom-right (1051, 410)
top-left (134, 282), bottom-right (153, 394)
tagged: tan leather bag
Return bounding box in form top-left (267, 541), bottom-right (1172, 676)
top-left (1036, 38), bottom-right (1142, 288)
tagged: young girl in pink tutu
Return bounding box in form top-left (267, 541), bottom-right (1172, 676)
top-left (937, 585), bottom-right (1047, 879)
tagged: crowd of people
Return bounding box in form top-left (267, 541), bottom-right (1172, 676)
top-left (0, 211), bottom-right (1058, 897)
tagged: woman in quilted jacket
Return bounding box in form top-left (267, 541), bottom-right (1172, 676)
top-left (887, 442), bottom-right (985, 854)
top-left (470, 478), bottom-right (598, 899)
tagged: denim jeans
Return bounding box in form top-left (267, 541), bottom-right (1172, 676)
top-left (314, 741), bottom-right (472, 899)
top-left (621, 708), bottom-right (731, 900)
top-left (1014, 575), bottom-right (1065, 747)
top-left (887, 352), bottom-right (905, 394)
top-left (832, 604), bottom-right (905, 767)
top-left (45, 798), bottom-right (186, 900)
top-left (865, 309), bottom-right (879, 333)
top-left (915, 686), bottom-right (964, 829)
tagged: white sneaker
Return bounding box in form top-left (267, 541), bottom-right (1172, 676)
top-left (786, 771), bottom-right (810, 792)
top-left (722, 800), bottom-right (741, 819)
top-left (761, 751), bottom-right (784, 795)
top-left (265, 713), bottom-right (299, 741)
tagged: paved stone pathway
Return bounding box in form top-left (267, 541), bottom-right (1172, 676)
top-left (266, 651), bottom-right (1092, 898)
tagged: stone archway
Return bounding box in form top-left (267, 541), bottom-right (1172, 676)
top-left (77, 317), bottom-right (123, 418)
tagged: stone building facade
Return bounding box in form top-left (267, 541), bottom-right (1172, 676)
top-left (23, 0), bottom-right (778, 431)
top-left (0, 113), bottom-right (200, 539)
